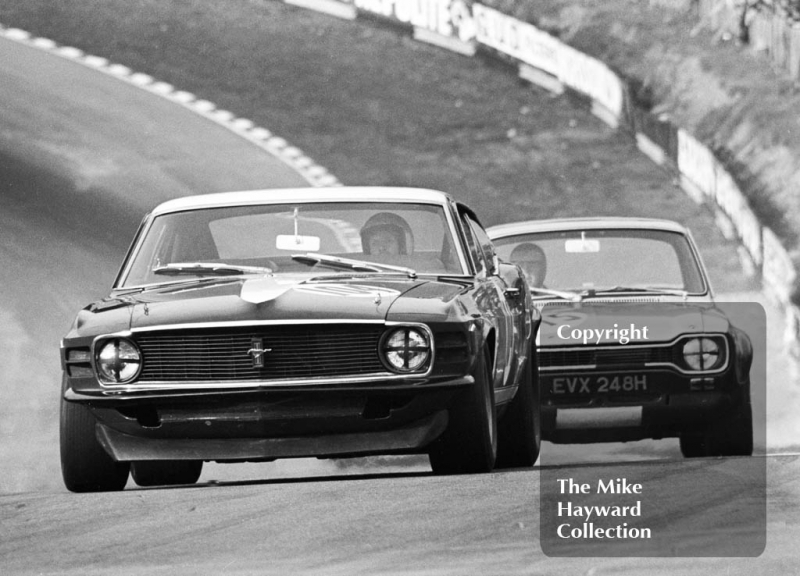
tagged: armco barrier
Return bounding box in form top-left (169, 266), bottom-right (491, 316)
top-left (275, 0), bottom-right (799, 352)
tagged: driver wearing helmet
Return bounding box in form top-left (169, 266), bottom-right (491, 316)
top-left (360, 212), bottom-right (414, 257)
top-left (510, 242), bottom-right (547, 288)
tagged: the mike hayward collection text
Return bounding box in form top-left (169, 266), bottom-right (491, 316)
top-left (555, 478), bottom-right (652, 540)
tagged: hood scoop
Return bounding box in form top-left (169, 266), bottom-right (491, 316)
top-left (240, 276), bottom-right (405, 305)
top-left (240, 277), bottom-right (302, 304)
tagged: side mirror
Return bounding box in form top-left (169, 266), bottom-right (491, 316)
top-left (491, 254), bottom-right (501, 276)
top-left (497, 261), bottom-right (524, 299)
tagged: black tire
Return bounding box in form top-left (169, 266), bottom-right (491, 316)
top-left (679, 433), bottom-right (706, 458)
top-left (429, 348), bottom-right (497, 475)
top-left (705, 398), bottom-right (754, 457)
top-left (60, 397), bottom-right (130, 493)
top-left (131, 460), bottom-right (204, 487)
top-left (495, 350), bottom-right (541, 469)
top-left (680, 391), bottom-right (753, 458)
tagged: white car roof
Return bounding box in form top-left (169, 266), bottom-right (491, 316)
top-left (487, 216), bottom-right (690, 239)
top-left (151, 187), bottom-right (454, 216)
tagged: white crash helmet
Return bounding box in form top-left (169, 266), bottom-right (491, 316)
top-left (360, 212), bottom-right (414, 255)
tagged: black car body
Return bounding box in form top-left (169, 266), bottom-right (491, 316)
top-left (488, 217), bottom-right (753, 458)
top-left (60, 187), bottom-right (541, 491)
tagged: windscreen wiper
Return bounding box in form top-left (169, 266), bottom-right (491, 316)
top-left (292, 253), bottom-right (417, 278)
top-left (529, 286), bottom-right (585, 302)
top-left (598, 285), bottom-right (689, 300)
top-left (153, 262), bottom-right (273, 276)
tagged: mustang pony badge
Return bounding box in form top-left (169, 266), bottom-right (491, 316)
top-left (247, 337), bottom-right (271, 368)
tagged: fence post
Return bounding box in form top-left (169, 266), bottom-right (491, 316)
top-left (790, 22), bottom-right (800, 80)
top-left (749, 10), bottom-right (769, 51)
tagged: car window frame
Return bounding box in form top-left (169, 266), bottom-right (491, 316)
top-left (466, 215), bottom-right (498, 277)
top-left (457, 212), bottom-right (487, 278)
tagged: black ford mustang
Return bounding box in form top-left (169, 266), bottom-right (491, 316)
top-left (60, 187), bottom-right (541, 491)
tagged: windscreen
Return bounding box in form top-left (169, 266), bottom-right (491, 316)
top-left (493, 229), bottom-right (706, 294)
top-left (120, 202), bottom-right (464, 287)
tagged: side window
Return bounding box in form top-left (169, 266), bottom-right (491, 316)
top-left (460, 214), bottom-right (486, 276)
top-left (466, 215), bottom-right (496, 275)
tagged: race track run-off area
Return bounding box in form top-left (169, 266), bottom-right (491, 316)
top-left (0, 2), bottom-right (799, 574)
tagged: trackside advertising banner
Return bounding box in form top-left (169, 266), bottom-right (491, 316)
top-left (353, 0), bottom-right (478, 42)
top-left (552, 41), bottom-right (624, 119)
top-left (677, 129), bottom-right (763, 268)
top-left (471, 4), bottom-right (560, 77)
top-left (351, 0), bottom-right (625, 118)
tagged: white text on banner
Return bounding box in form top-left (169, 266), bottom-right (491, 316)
top-left (763, 227), bottom-right (797, 306)
top-left (677, 129), bottom-right (717, 201)
top-left (354, 0), bottom-right (478, 42)
top-left (472, 4), bottom-right (560, 77)
top-left (555, 42), bottom-right (624, 119)
top-left (714, 166), bottom-right (762, 266)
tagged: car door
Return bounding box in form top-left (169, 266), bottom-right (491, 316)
top-left (457, 207), bottom-right (515, 390)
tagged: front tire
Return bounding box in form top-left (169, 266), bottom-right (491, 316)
top-left (680, 387), bottom-right (753, 458)
top-left (131, 460), bottom-right (204, 487)
top-left (679, 433), bottom-right (706, 458)
top-left (704, 398), bottom-right (754, 457)
top-left (429, 348), bottom-right (497, 475)
top-left (60, 396), bottom-right (129, 493)
top-left (495, 350), bottom-right (541, 469)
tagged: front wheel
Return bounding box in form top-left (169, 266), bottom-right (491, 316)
top-left (495, 350), bottom-right (541, 469)
top-left (60, 396), bottom-right (129, 493)
top-left (704, 398), bottom-right (754, 457)
top-left (429, 348), bottom-right (497, 475)
top-left (680, 391), bottom-right (753, 458)
top-left (679, 433), bottom-right (706, 458)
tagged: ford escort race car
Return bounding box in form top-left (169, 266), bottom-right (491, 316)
top-left (488, 217), bottom-right (753, 458)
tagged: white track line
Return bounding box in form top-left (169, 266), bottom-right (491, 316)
top-left (0, 25), bottom-right (342, 188)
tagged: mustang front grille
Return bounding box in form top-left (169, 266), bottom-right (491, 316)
top-left (136, 325), bottom-right (386, 382)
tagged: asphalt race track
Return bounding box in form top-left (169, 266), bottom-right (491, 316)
top-left (1, 21), bottom-right (799, 576)
top-left (0, 34), bottom-right (311, 495)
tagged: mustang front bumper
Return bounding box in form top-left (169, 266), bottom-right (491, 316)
top-left (66, 378), bottom-right (474, 462)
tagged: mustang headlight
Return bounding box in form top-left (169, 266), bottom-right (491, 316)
top-left (96, 338), bottom-right (142, 383)
top-left (381, 327), bottom-right (431, 373)
top-left (682, 337), bottom-right (722, 371)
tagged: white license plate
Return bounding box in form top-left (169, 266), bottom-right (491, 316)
top-left (549, 374), bottom-right (648, 395)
